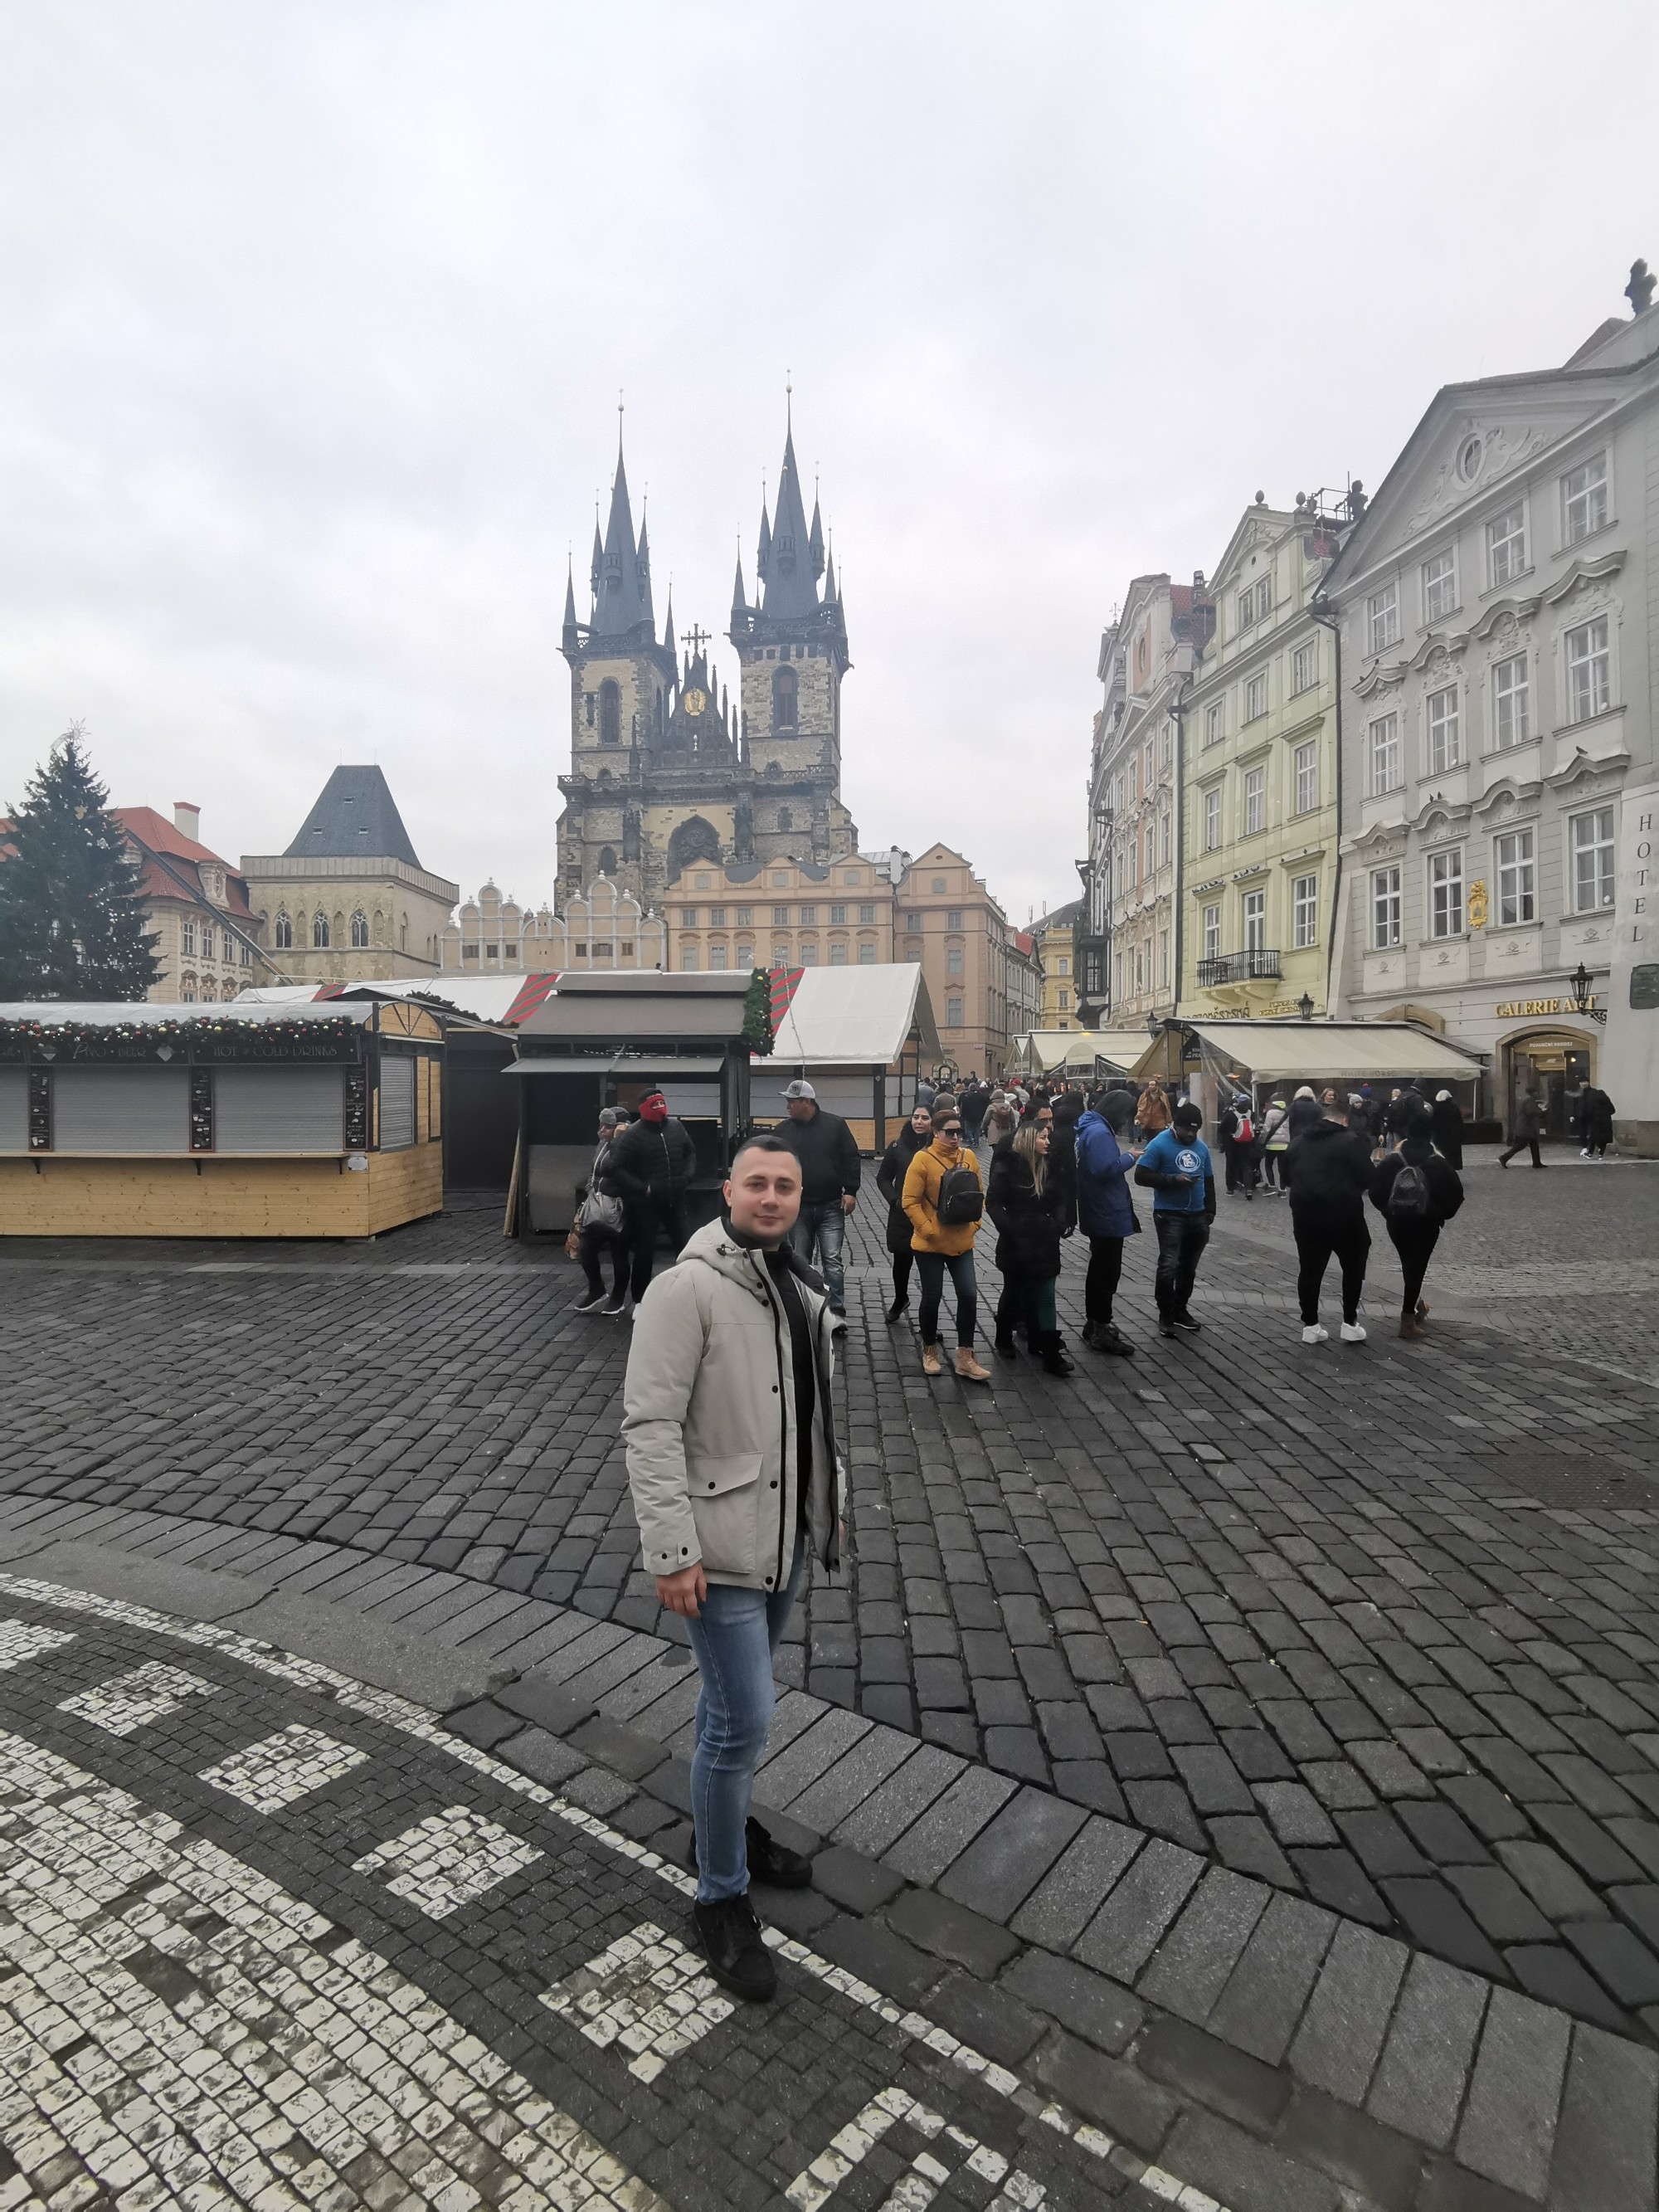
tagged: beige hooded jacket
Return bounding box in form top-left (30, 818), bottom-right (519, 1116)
top-left (621, 1217), bottom-right (843, 1592)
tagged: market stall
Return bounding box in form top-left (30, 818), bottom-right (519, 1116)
top-left (1011, 1028), bottom-right (1156, 1084)
top-left (0, 1000), bottom-right (445, 1238)
top-left (766, 964), bottom-right (939, 1152)
top-left (1131, 1017), bottom-right (1487, 1128)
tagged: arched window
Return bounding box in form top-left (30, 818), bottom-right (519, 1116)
top-left (599, 680), bottom-right (621, 745)
top-left (198, 977), bottom-right (218, 1003)
top-left (274, 909), bottom-right (292, 950)
top-left (181, 973), bottom-right (197, 1002)
top-left (772, 664), bottom-right (797, 729)
top-left (350, 909), bottom-right (369, 948)
top-left (597, 767), bottom-right (613, 787)
top-left (313, 911), bottom-right (330, 948)
top-left (598, 846), bottom-right (618, 875)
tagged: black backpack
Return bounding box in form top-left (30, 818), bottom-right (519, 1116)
top-left (1387, 1162), bottom-right (1432, 1220)
top-left (937, 1165), bottom-right (985, 1225)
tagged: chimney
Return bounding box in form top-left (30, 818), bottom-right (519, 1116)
top-left (173, 801), bottom-right (201, 841)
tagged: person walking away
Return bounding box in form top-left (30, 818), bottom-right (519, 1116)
top-left (621, 1135), bottom-right (839, 2003)
top-left (876, 1102), bottom-right (932, 1321)
top-left (1135, 1079), bottom-right (1173, 1138)
top-left (1047, 1090), bottom-right (1083, 1235)
top-left (1134, 1100), bottom-right (1215, 1339)
top-left (609, 1089), bottom-right (697, 1309)
top-left (960, 1077), bottom-right (990, 1143)
top-left (1345, 1092), bottom-right (1374, 1152)
top-left (1577, 1081), bottom-right (1615, 1159)
top-left (1258, 1094), bottom-right (1291, 1192)
top-left (1380, 1088), bottom-right (1408, 1144)
top-left (1074, 1094), bottom-right (1139, 1354)
top-left (901, 1104), bottom-right (990, 1381)
top-left (1219, 1090), bottom-right (1258, 1197)
top-left (771, 1079), bottom-right (860, 1328)
top-left (1429, 1089), bottom-right (1464, 1170)
top-left (1370, 1100), bottom-right (1464, 1340)
top-left (987, 1123), bottom-right (1073, 1373)
top-left (982, 1089), bottom-right (1019, 1148)
top-left (572, 1108), bottom-right (630, 1314)
top-left (1285, 1099), bottom-right (1373, 1344)
top-left (1287, 1085), bottom-right (1323, 1143)
top-left (1499, 1089), bottom-right (1546, 1169)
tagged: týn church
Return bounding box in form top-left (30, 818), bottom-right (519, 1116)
top-left (556, 410), bottom-right (858, 908)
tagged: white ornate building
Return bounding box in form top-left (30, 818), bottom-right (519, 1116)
top-left (440, 876), bottom-right (666, 976)
top-left (1325, 266), bottom-right (1659, 1150)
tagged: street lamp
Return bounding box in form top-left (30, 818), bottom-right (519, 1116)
top-left (1146, 1011), bottom-right (1161, 1039)
top-left (1568, 962), bottom-right (1607, 1025)
top-left (1297, 992), bottom-right (1315, 1022)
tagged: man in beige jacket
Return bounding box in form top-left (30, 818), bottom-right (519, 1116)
top-left (621, 1134), bottom-right (843, 2003)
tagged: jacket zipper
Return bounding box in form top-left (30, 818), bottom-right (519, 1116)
top-left (752, 1253), bottom-right (791, 1592)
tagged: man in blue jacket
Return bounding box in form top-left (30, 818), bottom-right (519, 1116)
top-left (1074, 1099), bottom-right (1140, 1356)
top-left (1133, 1099), bottom-right (1217, 1339)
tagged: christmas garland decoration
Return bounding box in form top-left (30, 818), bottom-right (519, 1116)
top-left (0, 1013), bottom-right (362, 1051)
top-left (742, 967), bottom-right (775, 1056)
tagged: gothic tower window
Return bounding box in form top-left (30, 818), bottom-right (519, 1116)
top-left (777, 806), bottom-right (793, 832)
top-left (599, 680), bottom-right (621, 744)
top-left (274, 909), bottom-right (292, 950)
top-left (773, 665), bottom-right (798, 729)
top-left (598, 846), bottom-right (618, 875)
top-left (313, 911), bottom-right (330, 949)
top-left (350, 909), bottom-right (369, 948)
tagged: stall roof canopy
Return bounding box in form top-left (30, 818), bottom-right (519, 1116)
top-left (1133, 1019), bottom-right (1487, 1084)
top-left (518, 969), bottom-right (750, 1046)
top-left (503, 1055), bottom-right (727, 1076)
top-left (234, 976), bottom-right (553, 1026)
top-left (1019, 1028), bottom-right (1151, 1074)
top-left (769, 966), bottom-right (939, 1068)
top-left (0, 999), bottom-right (373, 1028)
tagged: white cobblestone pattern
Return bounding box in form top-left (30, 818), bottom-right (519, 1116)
top-left (56, 1659), bottom-right (217, 1736)
top-left (351, 1805), bottom-right (544, 1919)
top-left (540, 1920), bottom-right (735, 2082)
top-left (785, 2084), bottom-right (1048, 2210)
top-left (0, 1569), bottom-right (1239, 2212)
top-left (198, 1722), bottom-right (369, 1813)
top-left (0, 1617), bottom-right (75, 1670)
top-left (0, 1727), bottom-right (669, 2212)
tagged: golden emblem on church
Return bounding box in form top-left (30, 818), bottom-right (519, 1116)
top-left (1467, 879), bottom-right (1488, 929)
top-left (683, 687), bottom-right (708, 717)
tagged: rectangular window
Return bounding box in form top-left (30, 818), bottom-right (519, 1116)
top-left (1493, 654), bottom-right (1530, 749)
top-left (1204, 701), bottom-right (1224, 746)
top-left (1160, 811), bottom-right (1171, 867)
top-left (1488, 503), bottom-right (1526, 586)
top-left (1423, 548), bottom-right (1457, 622)
top-left (1058, 987), bottom-right (1069, 1011)
top-left (946, 996), bottom-right (964, 1027)
top-left (1204, 787), bottom-right (1221, 850)
top-left (858, 942), bottom-right (876, 964)
top-left (1242, 889), bottom-right (1266, 952)
top-left (946, 944), bottom-right (964, 974)
top-left (1427, 685), bottom-right (1461, 773)
top-left (680, 947), bottom-right (699, 970)
top-left (798, 905), bottom-right (816, 925)
top-left (828, 942), bottom-right (846, 966)
top-left (182, 918), bottom-right (197, 956)
top-left (736, 943), bottom-right (753, 967)
top-left (858, 903), bottom-right (875, 923)
top-left (1237, 587), bottom-right (1255, 632)
top-left (906, 912), bottom-right (922, 932)
top-left (800, 943), bottom-right (818, 965)
top-left (1563, 453), bottom-right (1608, 543)
top-left (1143, 823), bottom-right (1155, 877)
top-left (240, 940), bottom-right (251, 966)
top-left (735, 906), bottom-right (752, 927)
top-left (1159, 725), bottom-right (1173, 772)
top-left (1495, 828), bottom-right (1536, 927)
top-left (1371, 865), bottom-right (1400, 948)
top-left (1428, 848), bottom-right (1464, 938)
top-left (946, 908), bottom-right (963, 928)
top-left (1294, 739), bottom-right (1318, 814)
top-left (1571, 806), bottom-right (1615, 912)
top-left (772, 943), bottom-right (791, 967)
top-left (1057, 955), bottom-right (1069, 975)
top-left (1292, 874), bottom-right (1318, 948)
top-left (679, 909), bottom-right (698, 926)
top-left (1369, 714), bottom-right (1401, 795)
top-left (1566, 616), bottom-right (1610, 722)
top-left (1369, 582), bottom-right (1399, 654)
top-left (708, 907), bottom-right (725, 927)
top-left (773, 905), bottom-right (790, 925)
top-left (829, 904), bottom-right (846, 924)
top-left (1245, 673), bottom-right (1267, 720)
top-left (1243, 766), bottom-right (1265, 833)
top-left (708, 944), bottom-right (728, 969)
top-left (1159, 930), bottom-right (1170, 986)
top-left (1292, 640), bottom-right (1317, 694)
top-left (1203, 904), bottom-right (1220, 961)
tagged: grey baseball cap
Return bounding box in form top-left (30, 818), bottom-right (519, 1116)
top-left (781, 1079), bottom-right (817, 1100)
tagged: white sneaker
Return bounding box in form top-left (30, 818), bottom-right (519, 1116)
top-left (1301, 1323), bottom-right (1328, 1343)
top-left (1581, 1147), bottom-right (1591, 1158)
top-left (1340, 1321), bottom-right (1367, 1343)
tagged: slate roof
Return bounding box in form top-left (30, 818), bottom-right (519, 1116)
top-left (284, 767), bottom-right (423, 870)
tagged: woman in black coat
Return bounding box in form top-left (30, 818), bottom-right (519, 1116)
top-left (1576, 1084), bottom-right (1615, 1158)
top-left (876, 1102), bottom-right (933, 1321)
top-left (1429, 1090), bottom-right (1464, 1170)
top-left (987, 1123), bottom-right (1072, 1374)
top-left (1370, 1102), bottom-right (1464, 1341)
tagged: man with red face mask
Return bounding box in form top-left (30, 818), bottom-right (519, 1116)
top-left (606, 1089), bottom-right (698, 1311)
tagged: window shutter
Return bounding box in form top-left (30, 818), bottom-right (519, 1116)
top-left (379, 1055), bottom-right (416, 1149)
top-left (52, 1068), bottom-right (190, 1152)
top-left (214, 1066), bottom-right (344, 1152)
top-left (0, 1068), bottom-right (26, 1154)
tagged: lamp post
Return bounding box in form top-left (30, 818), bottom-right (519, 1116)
top-left (1568, 962), bottom-right (1607, 1026)
top-left (1297, 992), bottom-right (1315, 1022)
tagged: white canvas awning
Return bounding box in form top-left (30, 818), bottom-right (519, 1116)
top-left (1016, 1028), bottom-right (1150, 1075)
top-left (767, 965), bottom-right (939, 1068)
top-left (1131, 1019), bottom-right (1487, 1085)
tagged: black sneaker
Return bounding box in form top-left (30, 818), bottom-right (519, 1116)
top-left (884, 1296), bottom-right (908, 1323)
top-left (604, 1295), bottom-right (630, 1318)
top-left (1095, 1324), bottom-right (1136, 1357)
top-left (994, 1336), bottom-right (1019, 1360)
top-left (745, 1816), bottom-right (812, 1888)
top-left (1173, 1310), bottom-right (1202, 1333)
top-left (573, 1290), bottom-right (607, 1313)
top-left (1159, 1316), bottom-right (1178, 1337)
top-left (692, 1893), bottom-right (777, 2002)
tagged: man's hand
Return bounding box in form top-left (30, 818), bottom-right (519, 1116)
top-left (655, 1562), bottom-right (708, 1618)
top-left (841, 1191), bottom-right (858, 1213)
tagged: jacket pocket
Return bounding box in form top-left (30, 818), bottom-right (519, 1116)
top-left (688, 1453), bottom-right (764, 1578)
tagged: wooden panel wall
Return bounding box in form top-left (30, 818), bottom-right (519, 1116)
top-left (0, 1152), bottom-right (442, 1240)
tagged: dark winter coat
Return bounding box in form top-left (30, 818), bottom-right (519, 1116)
top-left (1577, 1087), bottom-right (1615, 1145)
top-left (1286, 1094), bottom-right (1323, 1141)
top-left (1370, 1138), bottom-right (1464, 1229)
top-left (985, 1143), bottom-right (1064, 1282)
top-left (1046, 1095), bottom-right (1084, 1232)
top-left (606, 1115), bottom-right (697, 1203)
top-left (1429, 1095), bottom-right (1465, 1167)
top-left (1511, 1094), bottom-right (1545, 1138)
top-left (771, 1105), bottom-right (862, 1206)
top-left (1074, 1110), bottom-right (1140, 1241)
top-left (1285, 1116), bottom-right (1374, 1227)
top-left (1345, 1100), bottom-right (1374, 1147)
top-left (876, 1124), bottom-right (932, 1255)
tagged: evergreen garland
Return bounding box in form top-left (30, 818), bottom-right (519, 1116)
top-left (742, 966), bottom-right (775, 1055)
top-left (0, 730), bottom-right (163, 1000)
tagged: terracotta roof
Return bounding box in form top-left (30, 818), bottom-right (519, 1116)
top-left (114, 807), bottom-right (253, 915)
top-left (1169, 584), bottom-right (1194, 616)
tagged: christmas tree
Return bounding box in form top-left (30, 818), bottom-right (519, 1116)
top-left (0, 730), bottom-right (162, 1000)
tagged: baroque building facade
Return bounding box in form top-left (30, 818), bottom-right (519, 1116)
top-left (556, 415), bottom-right (858, 909)
top-left (115, 803), bottom-right (275, 1003)
top-left (440, 878), bottom-right (666, 976)
top-left (1326, 274), bottom-right (1659, 1150)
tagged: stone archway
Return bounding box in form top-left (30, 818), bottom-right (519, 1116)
top-left (667, 816), bottom-right (721, 878)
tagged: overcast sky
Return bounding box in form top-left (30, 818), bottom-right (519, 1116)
top-left (2, 2), bottom-right (1657, 926)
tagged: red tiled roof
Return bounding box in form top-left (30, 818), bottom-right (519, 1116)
top-left (1169, 585), bottom-right (1194, 616)
top-left (114, 807), bottom-right (253, 915)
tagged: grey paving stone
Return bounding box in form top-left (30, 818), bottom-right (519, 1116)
top-left (832, 1740), bottom-right (962, 1858)
top-left (883, 1888), bottom-right (1019, 1976)
top-left (1274, 2090), bottom-right (1427, 2212)
top-left (1208, 1893), bottom-right (1336, 2065)
top-left (1135, 1868), bottom-right (1270, 2024)
top-left (1367, 1954), bottom-right (1491, 2151)
top-left (752, 1707), bottom-right (873, 1810)
top-left (1546, 2022), bottom-right (1659, 2212)
top-left (808, 1845), bottom-right (905, 1916)
top-left (936, 1786), bottom-right (1087, 1923)
top-left (880, 1764), bottom-right (1017, 1886)
top-left (813, 1913), bottom-right (944, 2005)
top-left (494, 1725), bottom-right (586, 1790)
top-left (999, 1947), bottom-right (1144, 2054)
top-left (495, 1675), bottom-right (597, 1736)
top-left (593, 1649), bottom-right (698, 1724)
top-left (1010, 1815), bottom-right (1143, 1950)
top-left (784, 1727), bottom-right (917, 1834)
top-left (1160, 2108), bottom-right (1340, 2212)
top-left (32, 1539), bottom-right (274, 1623)
top-left (1029, 2030), bottom-right (1178, 2159)
top-left (1288, 1920), bottom-right (1411, 2103)
top-left (1075, 1838), bottom-right (1204, 1983)
top-left (1454, 1985), bottom-right (1572, 2200)
top-left (219, 1588), bottom-right (509, 1709)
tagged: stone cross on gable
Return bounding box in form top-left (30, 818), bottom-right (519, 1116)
top-left (684, 625), bottom-right (710, 660)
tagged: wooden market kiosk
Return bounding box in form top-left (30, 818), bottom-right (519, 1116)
top-left (0, 999), bottom-right (445, 1238)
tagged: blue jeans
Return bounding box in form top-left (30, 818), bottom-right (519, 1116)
top-left (686, 1537), bottom-right (806, 1903)
top-left (916, 1249), bottom-right (978, 1347)
top-left (792, 1199), bottom-right (846, 1311)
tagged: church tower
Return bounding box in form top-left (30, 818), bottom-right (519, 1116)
top-left (557, 432), bottom-right (676, 904)
top-left (729, 407), bottom-right (856, 865)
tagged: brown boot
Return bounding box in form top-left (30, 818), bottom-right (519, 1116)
top-left (955, 1347), bottom-right (992, 1383)
top-left (922, 1342), bottom-right (943, 1376)
top-left (1399, 1316), bottom-right (1427, 1341)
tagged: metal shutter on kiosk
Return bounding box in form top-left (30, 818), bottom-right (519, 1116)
top-left (214, 1065), bottom-right (344, 1152)
top-left (0, 1068), bottom-right (26, 1154)
top-left (378, 1054), bottom-right (416, 1148)
top-left (52, 1067), bottom-right (189, 1152)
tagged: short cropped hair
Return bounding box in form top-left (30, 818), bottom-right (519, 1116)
top-left (727, 1133), bottom-right (800, 1176)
